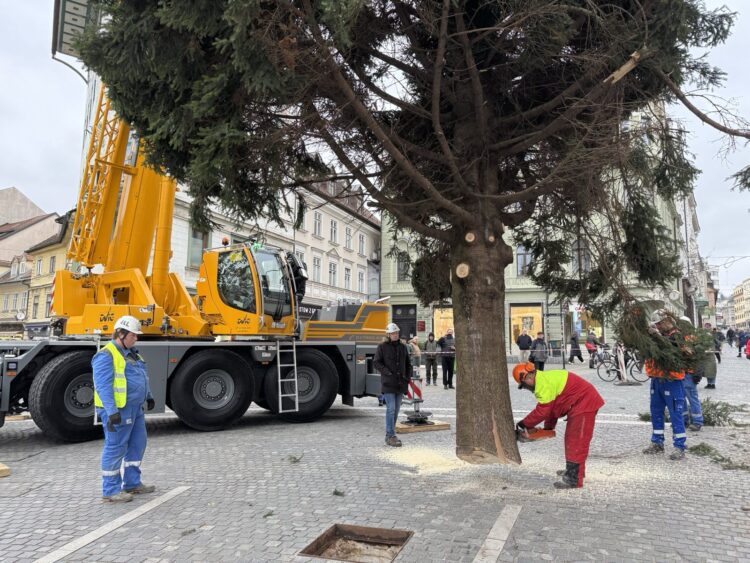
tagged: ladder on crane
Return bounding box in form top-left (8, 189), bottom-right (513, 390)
top-left (276, 339), bottom-right (299, 413)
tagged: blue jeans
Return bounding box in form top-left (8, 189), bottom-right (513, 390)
top-left (650, 378), bottom-right (687, 449)
top-left (682, 377), bottom-right (704, 427)
top-left (383, 393), bottom-right (403, 438)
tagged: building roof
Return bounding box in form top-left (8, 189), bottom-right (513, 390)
top-left (25, 211), bottom-right (73, 253)
top-left (0, 213), bottom-right (58, 241)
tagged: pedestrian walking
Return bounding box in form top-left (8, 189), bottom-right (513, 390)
top-left (93, 316), bottom-right (156, 503)
top-left (568, 332), bottom-right (584, 363)
top-left (516, 329), bottom-right (532, 363)
top-left (513, 362), bottom-right (604, 489)
top-left (737, 330), bottom-right (748, 358)
top-left (711, 327), bottom-right (722, 364)
top-left (642, 310), bottom-right (691, 461)
top-left (437, 328), bottom-right (456, 389)
top-left (726, 327), bottom-right (735, 348)
top-left (422, 332), bottom-right (439, 385)
top-left (528, 332), bottom-right (548, 372)
top-left (373, 323), bottom-right (411, 447)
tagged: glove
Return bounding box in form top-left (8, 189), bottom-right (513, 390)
top-left (692, 375), bottom-right (702, 385)
top-left (106, 411), bottom-right (122, 432)
top-left (515, 421), bottom-right (527, 433)
top-left (146, 398), bottom-right (155, 411)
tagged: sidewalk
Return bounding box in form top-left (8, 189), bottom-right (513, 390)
top-left (0, 347), bottom-right (748, 561)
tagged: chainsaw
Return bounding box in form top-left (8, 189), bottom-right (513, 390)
top-left (516, 427), bottom-right (556, 443)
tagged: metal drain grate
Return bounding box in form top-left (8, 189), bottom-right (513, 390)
top-left (299, 523), bottom-right (413, 563)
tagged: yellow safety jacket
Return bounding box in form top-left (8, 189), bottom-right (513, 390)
top-left (94, 342), bottom-right (127, 408)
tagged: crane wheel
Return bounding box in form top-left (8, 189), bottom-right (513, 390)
top-left (264, 349), bottom-right (339, 422)
top-left (169, 349), bottom-right (254, 431)
top-left (28, 351), bottom-right (102, 442)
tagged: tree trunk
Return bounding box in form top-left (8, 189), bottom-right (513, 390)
top-left (452, 235), bottom-right (522, 464)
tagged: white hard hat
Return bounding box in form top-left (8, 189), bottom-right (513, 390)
top-left (385, 322), bottom-right (400, 334)
top-left (114, 315), bottom-right (143, 334)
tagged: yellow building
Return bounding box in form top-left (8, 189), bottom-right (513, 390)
top-left (0, 254), bottom-right (32, 338)
top-left (24, 213), bottom-right (73, 338)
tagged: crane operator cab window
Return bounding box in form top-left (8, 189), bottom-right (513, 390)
top-left (253, 248), bottom-right (293, 320)
top-left (217, 250), bottom-right (256, 312)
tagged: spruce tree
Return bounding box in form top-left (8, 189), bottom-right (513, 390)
top-left (79, 0), bottom-right (750, 464)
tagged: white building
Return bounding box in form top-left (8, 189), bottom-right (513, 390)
top-left (171, 187), bottom-right (381, 319)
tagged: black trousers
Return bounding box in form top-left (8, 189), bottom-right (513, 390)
top-left (424, 357), bottom-right (438, 382)
top-left (534, 360), bottom-right (545, 371)
top-left (442, 357), bottom-right (454, 387)
top-left (569, 352), bottom-right (583, 363)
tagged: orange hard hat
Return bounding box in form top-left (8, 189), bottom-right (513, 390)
top-left (512, 362), bottom-right (535, 388)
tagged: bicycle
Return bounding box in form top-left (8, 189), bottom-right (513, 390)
top-left (596, 344), bottom-right (648, 382)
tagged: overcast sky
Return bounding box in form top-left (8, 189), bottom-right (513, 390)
top-left (1, 2), bottom-right (749, 294)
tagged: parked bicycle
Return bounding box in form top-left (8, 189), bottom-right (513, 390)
top-left (596, 343), bottom-right (648, 383)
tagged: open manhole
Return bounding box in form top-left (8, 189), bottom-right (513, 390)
top-left (299, 524), bottom-right (413, 563)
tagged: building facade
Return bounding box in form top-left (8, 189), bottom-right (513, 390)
top-left (171, 186), bottom-right (381, 320)
top-left (23, 214), bottom-right (73, 338)
top-left (0, 254), bottom-right (32, 338)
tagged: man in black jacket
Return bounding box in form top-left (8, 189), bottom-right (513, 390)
top-left (374, 323), bottom-right (412, 447)
top-left (437, 328), bottom-right (456, 389)
top-left (516, 329), bottom-right (533, 363)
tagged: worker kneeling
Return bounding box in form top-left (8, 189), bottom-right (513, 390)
top-left (513, 362), bottom-right (604, 489)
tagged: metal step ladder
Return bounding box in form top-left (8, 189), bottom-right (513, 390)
top-left (276, 339), bottom-right (299, 413)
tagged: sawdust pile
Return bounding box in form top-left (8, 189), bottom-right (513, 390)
top-left (376, 445), bottom-right (474, 475)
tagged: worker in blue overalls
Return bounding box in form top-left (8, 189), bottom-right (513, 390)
top-left (93, 315), bottom-right (156, 502)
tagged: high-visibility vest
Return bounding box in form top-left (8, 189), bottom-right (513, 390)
top-left (94, 342), bottom-right (127, 408)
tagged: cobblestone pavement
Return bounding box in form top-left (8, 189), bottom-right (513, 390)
top-left (1, 344), bottom-right (749, 562)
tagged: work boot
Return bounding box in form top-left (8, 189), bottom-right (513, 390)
top-left (669, 449), bottom-right (686, 461)
top-left (385, 436), bottom-right (402, 447)
top-left (553, 461), bottom-right (580, 489)
top-left (688, 424), bottom-right (702, 432)
top-left (444, 385), bottom-right (448, 390)
top-left (642, 443), bottom-right (665, 454)
top-left (102, 491), bottom-right (133, 503)
top-left (124, 483), bottom-right (156, 494)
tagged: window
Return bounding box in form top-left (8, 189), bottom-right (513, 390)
top-left (19, 261), bottom-right (26, 274)
top-left (255, 248), bottom-right (292, 318)
top-left (20, 291), bottom-right (27, 311)
top-left (358, 234), bottom-right (365, 255)
top-left (509, 304), bottom-right (543, 344)
top-left (328, 262), bottom-right (337, 286)
top-left (344, 267), bottom-right (351, 290)
top-left (11, 293), bottom-right (18, 311)
top-left (358, 271), bottom-right (365, 293)
top-left (516, 245), bottom-right (533, 276)
top-left (345, 227), bottom-right (352, 250)
top-left (188, 228), bottom-right (210, 268)
top-left (216, 250), bottom-right (256, 313)
top-left (45, 293), bottom-right (52, 317)
top-left (330, 220), bottom-right (338, 243)
top-left (32, 295), bottom-right (39, 318)
top-left (294, 250), bottom-right (305, 267)
top-left (312, 257), bottom-right (321, 282)
top-left (396, 252), bottom-right (410, 282)
top-left (49, 256), bottom-right (56, 274)
top-left (572, 239), bottom-right (591, 275)
top-left (36, 259), bottom-right (42, 276)
top-left (2, 295), bottom-right (7, 312)
top-left (10, 262), bottom-right (17, 277)
top-left (313, 212), bottom-right (322, 237)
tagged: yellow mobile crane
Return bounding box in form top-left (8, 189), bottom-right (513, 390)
top-left (0, 86), bottom-right (388, 441)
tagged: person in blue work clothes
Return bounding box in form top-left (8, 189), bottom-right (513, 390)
top-left (93, 315), bottom-right (156, 502)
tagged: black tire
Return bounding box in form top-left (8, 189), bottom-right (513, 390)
top-left (254, 396), bottom-right (272, 411)
top-left (28, 351), bottom-right (102, 442)
top-left (264, 349), bottom-right (339, 422)
top-left (169, 349), bottom-right (254, 431)
top-left (596, 359), bottom-right (620, 382)
top-left (629, 359), bottom-right (648, 382)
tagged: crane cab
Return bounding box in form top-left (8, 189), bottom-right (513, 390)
top-left (196, 243), bottom-right (305, 337)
